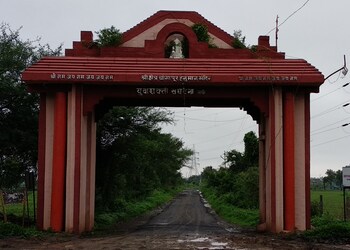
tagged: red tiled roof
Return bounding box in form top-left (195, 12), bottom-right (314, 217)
top-left (22, 10), bottom-right (324, 90)
top-left (22, 56), bottom-right (324, 87)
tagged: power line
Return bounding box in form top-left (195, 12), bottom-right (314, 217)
top-left (312, 117), bottom-right (350, 133)
top-left (191, 120), bottom-right (251, 131)
top-left (171, 107), bottom-right (232, 115)
top-left (311, 100), bottom-right (350, 119)
top-left (312, 134), bottom-right (350, 148)
top-left (199, 140), bottom-right (243, 154)
top-left (174, 114), bottom-right (247, 123)
top-left (343, 83), bottom-right (350, 94)
top-left (201, 156), bottom-right (222, 162)
top-left (312, 82), bottom-right (350, 103)
top-left (311, 125), bottom-right (343, 136)
top-left (267, 0), bottom-right (311, 35)
top-left (311, 106), bottom-right (340, 119)
top-left (195, 124), bottom-right (256, 145)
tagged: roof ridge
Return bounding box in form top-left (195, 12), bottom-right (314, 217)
top-left (122, 10), bottom-right (233, 46)
top-left (122, 11), bottom-right (161, 37)
top-left (189, 11), bottom-right (233, 40)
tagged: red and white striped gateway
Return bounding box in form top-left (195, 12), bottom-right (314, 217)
top-left (22, 10), bottom-right (324, 234)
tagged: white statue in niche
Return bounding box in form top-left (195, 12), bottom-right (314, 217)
top-left (169, 38), bottom-right (184, 59)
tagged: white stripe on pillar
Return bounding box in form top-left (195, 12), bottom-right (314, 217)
top-left (79, 114), bottom-right (88, 233)
top-left (65, 86), bottom-right (76, 233)
top-left (274, 87), bottom-right (284, 233)
top-left (88, 112), bottom-right (97, 231)
top-left (294, 94), bottom-right (306, 230)
top-left (265, 99), bottom-right (272, 230)
top-left (258, 120), bottom-right (266, 228)
top-left (43, 93), bottom-right (55, 230)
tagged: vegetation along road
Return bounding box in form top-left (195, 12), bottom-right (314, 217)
top-left (2, 189), bottom-right (348, 249)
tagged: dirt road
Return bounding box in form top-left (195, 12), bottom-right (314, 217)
top-left (135, 189), bottom-right (228, 235)
top-left (1, 190), bottom-right (349, 249)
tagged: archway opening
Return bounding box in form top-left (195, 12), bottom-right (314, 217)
top-left (161, 107), bottom-right (258, 176)
top-left (93, 97), bottom-right (261, 228)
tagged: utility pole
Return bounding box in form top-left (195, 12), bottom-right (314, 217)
top-left (275, 15), bottom-right (279, 50)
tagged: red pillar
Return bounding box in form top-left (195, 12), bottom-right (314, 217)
top-left (283, 91), bottom-right (295, 231)
top-left (51, 92), bottom-right (67, 232)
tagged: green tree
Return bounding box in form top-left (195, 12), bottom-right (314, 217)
top-left (323, 169), bottom-right (337, 190)
top-left (95, 106), bottom-right (192, 210)
top-left (201, 131), bottom-right (260, 209)
top-left (224, 149), bottom-right (244, 173)
top-left (323, 169), bottom-right (342, 190)
top-left (95, 26), bottom-right (123, 47)
top-left (335, 169), bottom-right (342, 188)
top-left (232, 30), bottom-right (247, 49)
top-left (224, 131), bottom-right (259, 172)
top-left (192, 23), bottom-right (210, 43)
top-left (191, 23), bottom-right (217, 48)
top-left (232, 30), bottom-right (258, 52)
top-left (242, 131), bottom-right (259, 168)
top-left (0, 23), bottom-right (61, 189)
top-left (201, 166), bottom-right (217, 187)
top-left (233, 167), bottom-right (259, 208)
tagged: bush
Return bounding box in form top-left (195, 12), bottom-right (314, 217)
top-left (200, 185), bottom-right (259, 227)
top-left (191, 23), bottom-right (217, 48)
top-left (299, 214), bottom-right (350, 243)
top-left (311, 200), bottom-right (323, 217)
top-left (95, 26), bottom-right (122, 47)
top-left (192, 23), bottom-right (210, 43)
top-left (303, 221), bottom-right (350, 243)
top-left (311, 214), bottom-right (337, 228)
top-left (232, 30), bottom-right (246, 49)
top-left (0, 221), bottom-right (43, 238)
top-left (232, 167), bottom-right (259, 209)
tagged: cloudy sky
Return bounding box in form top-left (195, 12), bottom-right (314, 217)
top-left (2, 0), bottom-right (350, 177)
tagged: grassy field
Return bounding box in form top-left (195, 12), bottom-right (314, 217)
top-left (311, 190), bottom-right (345, 220)
top-left (1, 191), bottom-right (36, 223)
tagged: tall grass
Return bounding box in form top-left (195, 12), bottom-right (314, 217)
top-left (311, 190), bottom-right (344, 219)
top-left (1, 190), bottom-right (36, 223)
top-left (0, 191), bottom-right (42, 238)
top-left (200, 185), bottom-right (259, 227)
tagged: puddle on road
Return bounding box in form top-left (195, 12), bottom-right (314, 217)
top-left (177, 236), bottom-right (248, 250)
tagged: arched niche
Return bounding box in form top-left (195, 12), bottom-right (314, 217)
top-left (164, 33), bottom-right (189, 58)
top-left (145, 22), bottom-right (208, 58)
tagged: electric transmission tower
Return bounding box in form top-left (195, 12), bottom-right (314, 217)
top-left (188, 145), bottom-right (199, 177)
